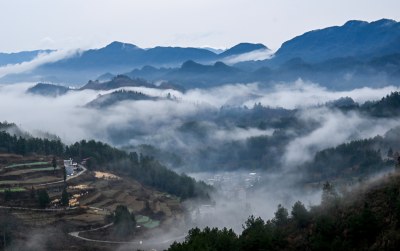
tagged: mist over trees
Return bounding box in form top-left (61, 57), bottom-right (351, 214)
top-left (169, 174), bottom-right (400, 251)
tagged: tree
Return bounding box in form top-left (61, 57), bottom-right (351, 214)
top-left (52, 156), bottom-right (57, 173)
top-left (37, 190), bottom-right (50, 208)
top-left (388, 147), bottom-right (394, 158)
top-left (61, 187), bottom-right (69, 206)
top-left (129, 152), bottom-right (139, 165)
top-left (30, 186), bottom-right (36, 199)
top-left (321, 182), bottom-right (339, 207)
top-left (291, 201), bottom-right (310, 228)
top-left (112, 205), bottom-right (136, 237)
top-left (63, 166), bottom-right (67, 182)
top-left (169, 227), bottom-right (239, 251)
top-left (274, 204), bottom-right (289, 227)
top-left (3, 189), bottom-right (12, 202)
top-left (85, 158), bottom-right (98, 170)
top-left (0, 210), bottom-right (18, 249)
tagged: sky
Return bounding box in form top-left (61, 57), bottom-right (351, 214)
top-left (0, 0), bottom-right (399, 52)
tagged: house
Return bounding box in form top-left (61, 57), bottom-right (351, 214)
top-left (64, 158), bottom-right (74, 175)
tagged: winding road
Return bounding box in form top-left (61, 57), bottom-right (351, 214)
top-left (68, 223), bottom-right (186, 247)
top-left (36, 164), bottom-right (87, 187)
top-left (0, 205), bottom-right (78, 211)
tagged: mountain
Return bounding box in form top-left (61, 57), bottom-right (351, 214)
top-left (42, 42), bottom-right (268, 73)
top-left (271, 19), bottom-right (400, 64)
top-left (125, 60), bottom-right (247, 89)
top-left (85, 90), bottom-right (156, 109)
top-left (80, 75), bottom-right (155, 90)
top-left (126, 65), bottom-right (173, 81)
top-left (96, 72), bottom-right (115, 82)
top-left (3, 19), bottom-right (400, 90)
top-left (41, 41), bottom-right (217, 72)
top-left (219, 43), bottom-right (268, 58)
top-left (0, 42), bottom-right (269, 85)
top-left (164, 61), bottom-right (245, 88)
top-left (81, 74), bottom-right (184, 92)
top-left (26, 83), bottom-right (71, 97)
top-left (178, 60), bottom-right (239, 74)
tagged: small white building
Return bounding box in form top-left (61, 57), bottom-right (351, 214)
top-left (64, 158), bottom-right (74, 175)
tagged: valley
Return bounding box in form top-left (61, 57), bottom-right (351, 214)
top-left (1, 5), bottom-right (400, 250)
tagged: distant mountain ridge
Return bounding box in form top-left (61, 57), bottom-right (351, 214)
top-left (80, 75), bottom-right (154, 90)
top-left (26, 75), bottom-right (185, 97)
top-left (1, 18), bottom-right (400, 90)
top-left (270, 18), bottom-right (400, 64)
top-left (0, 42), bottom-right (265, 84)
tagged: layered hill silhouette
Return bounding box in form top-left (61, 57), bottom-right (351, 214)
top-left (0, 42), bottom-right (266, 84)
top-left (1, 19), bottom-right (400, 90)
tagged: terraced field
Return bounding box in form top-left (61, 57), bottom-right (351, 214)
top-left (5, 161), bottom-right (49, 169)
top-left (135, 215), bottom-right (160, 229)
top-left (1, 156), bottom-right (183, 248)
top-left (0, 176), bottom-right (61, 185)
top-left (0, 187), bottom-right (26, 192)
top-left (0, 158), bottom-right (63, 192)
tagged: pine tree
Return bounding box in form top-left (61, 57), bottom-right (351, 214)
top-left (63, 166), bottom-right (67, 182)
top-left (388, 147), bottom-right (394, 158)
top-left (52, 156), bottom-right (57, 173)
top-left (61, 187), bottom-right (69, 206)
top-left (37, 190), bottom-right (50, 208)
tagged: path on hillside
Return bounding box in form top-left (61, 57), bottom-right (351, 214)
top-left (0, 205), bottom-right (78, 211)
top-left (36, 164), bottom-right (87, 186)
top-left (0, 165), bottom-right (87, 211)
top-left (68, 223), bottom-right (186, 246)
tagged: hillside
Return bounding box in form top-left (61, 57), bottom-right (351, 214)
top-left (0, 129), bottom-right (211, 200)
top-left (272, 19), bottom-right (400, 64)
top-left (27, 83), bottom-right (71, 97)
top-left (219, 43), bottom-right (268, 58)
top-left (168, 172), bottom-right (400, 251)
top-left (85, 90), bottom-right (156, 109)
top-left (136, 61), bottom-right (245, 88)
top-left (80, 75), bottom-right (154, 91)
top-left (0, 125), bottom-right (212, 249)
top-left (0, 153), bottom-right (186, 250)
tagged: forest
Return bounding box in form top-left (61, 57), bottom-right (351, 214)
top-left (168, 175), bottom-right (400, 251)
top-left (0, 128), bottom-right (211, 200)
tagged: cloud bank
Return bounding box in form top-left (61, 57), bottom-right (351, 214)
top-left (0, 49), bottom-right (79, 78)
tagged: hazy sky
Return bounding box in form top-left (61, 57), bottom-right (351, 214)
top-left (1, 0), bottom-right (399, 52)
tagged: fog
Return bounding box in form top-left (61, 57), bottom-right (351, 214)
top-left (283, 108), bottom-right (400, 167)
top-left (0, 49), bottom-right (79, 78)
top-left (242, 80), bottom-right (399, 109)
top-left (222, 49), bottom-right (273, 64)
top-left (1, 79), bottom-right (400, 248)
top-left (1, 80), bottom-right (399, 172)
top-left (0, 80), bottom-right (398, 147)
